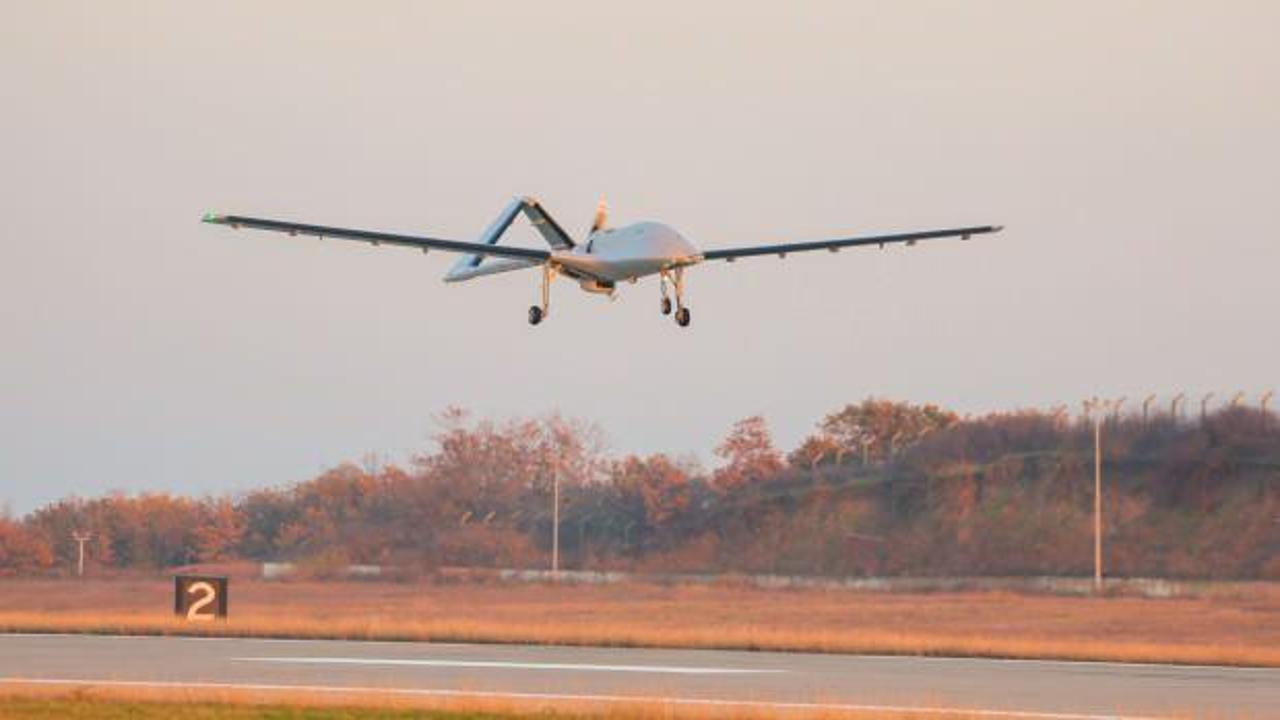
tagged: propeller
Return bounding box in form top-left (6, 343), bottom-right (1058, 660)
top-left (590, 196), bottom-right (609, 233)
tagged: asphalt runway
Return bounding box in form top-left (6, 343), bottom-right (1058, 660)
top-left (2, 634), bottom-right (1277, 718)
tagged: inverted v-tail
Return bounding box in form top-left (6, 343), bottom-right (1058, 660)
top-left (444, 196), bottom-right (576, 283)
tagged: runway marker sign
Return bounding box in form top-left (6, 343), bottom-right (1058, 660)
top-left (174, 575), bottom-right (228, 621)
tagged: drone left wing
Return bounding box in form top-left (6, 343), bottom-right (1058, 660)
top-left (202, 213), bottom-right (552, 262)
top-left (702, 225), bottom-right (1002, 261)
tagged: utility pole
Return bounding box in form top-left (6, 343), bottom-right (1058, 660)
top-left (551, 455), bottom-right (560, 578)
top-left (1087, 399), bottom-right (1104, 594)
top-left (71, 531), bottom-right (91, 578)
top-left (1083, 398), bottom-right (1119, 594)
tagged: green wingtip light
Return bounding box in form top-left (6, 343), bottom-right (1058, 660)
top-left (202, 212), bottom-right (223, 223)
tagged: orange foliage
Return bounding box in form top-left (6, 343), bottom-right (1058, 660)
top-left (713, 415), bottom-right (784, 491)
top-left (4, 404), bottom-right (1278, 581)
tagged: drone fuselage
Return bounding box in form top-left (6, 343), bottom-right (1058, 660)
top-left (554, 221), bottom-right (702, 287)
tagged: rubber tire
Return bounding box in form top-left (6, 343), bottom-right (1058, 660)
top-left (675, 306), bottom-right (691, 327)
top-left (528, 306), bottom-right (544, 325)
top-left (661, 297), bottom-right (673, 315)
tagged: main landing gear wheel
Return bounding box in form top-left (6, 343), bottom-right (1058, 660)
top-left (661, 297), bottom-right (673, 315)
top-left (529, 264), bottom-right (554, 326)
top-left (675, 306), bottom-right (691, 327)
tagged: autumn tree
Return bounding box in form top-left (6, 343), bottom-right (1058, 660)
top-left (26, 497), bottom-right (116, 569)
top-left (0, 517), bottom-right (53, 575)
top-left (819, 398), bottom-right (958, 464)
top-left (194, 497), bottom-right (245, 562)
top-left (237, 488), bottom-right (296, 559)
top-left (787, 433), bottom-right (843, 470)
top-left (596, 454), bottom-right (692, 553)
top-left (713, 415), bottom-right (785, 491)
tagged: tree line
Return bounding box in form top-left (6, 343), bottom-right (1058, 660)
top-left (3, 400), bottom-right (1277, 579)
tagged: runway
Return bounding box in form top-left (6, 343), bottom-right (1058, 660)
top-left (2, 634), bottom-right (1277, 718)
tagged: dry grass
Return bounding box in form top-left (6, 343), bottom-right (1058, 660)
top-left (0, 682), bottom-right (1002, 720)
top-left (2, 578), bottom-right (1279, 668)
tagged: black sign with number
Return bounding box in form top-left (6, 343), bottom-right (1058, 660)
top-left (174, 575), bottom-right (228, 621)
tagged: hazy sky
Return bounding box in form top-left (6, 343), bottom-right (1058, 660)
top-left (2, 1), bottom-right (1277, 513)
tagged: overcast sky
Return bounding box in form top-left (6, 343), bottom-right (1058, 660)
top-left (2, 1), bottom-right (1277, 513)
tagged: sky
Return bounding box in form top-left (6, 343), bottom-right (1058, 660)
top-left (2, 1), bottom-right (1277, 513)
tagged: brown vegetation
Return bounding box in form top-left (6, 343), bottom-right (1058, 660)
top-left (0, 684), bottom-right (993, 720)
top-left (3, 400), bottom-right (1278, 581)
top-left (2, 578), bottom-right (1278, 667)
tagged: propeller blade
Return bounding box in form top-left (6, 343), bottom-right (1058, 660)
top-left (590, 196), bottom-right (609, 233)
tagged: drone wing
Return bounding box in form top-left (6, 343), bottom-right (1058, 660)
top-left (702, 225), bottom-right (1002, 261)
top-left (202, 212), bottom-right (552, 264)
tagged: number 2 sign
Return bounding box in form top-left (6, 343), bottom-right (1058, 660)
top-left (174, 575), bottom-right (228, 621)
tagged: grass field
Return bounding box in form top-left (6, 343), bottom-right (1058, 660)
top-left (0, 686), bottom-right (984, 720)
top-left (0, 696), bottom-right (496, 719)
top-left (1, 577), bottom-right (1278, 667)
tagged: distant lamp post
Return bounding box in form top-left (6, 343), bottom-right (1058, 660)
top-left (1201, 392), bottom-right (1215, 423)
top-left (1083, 397), bottom-right (1121, 594)
top-left (71, 531), bottom-right (92, 578)
top-left (1230, 391), bottom-right (1246, 409)
top-left (551, 458), bottom-right (560, 578)
top-left (1141, 394), bottom-right (1157, 424)
top-left (1262, 391), bottom-right (1275, 428)
top-left (1171, 392), bottom-right (1186, 421)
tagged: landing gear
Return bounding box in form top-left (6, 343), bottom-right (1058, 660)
top-left (659, 273), bottom-right (673, 315)
top-left (663, 267), bottom-right (692, 328)
top-left (529, 263), bottom-right (555, 326)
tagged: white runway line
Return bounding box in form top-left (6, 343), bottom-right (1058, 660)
top-left (234, 656), bottom-right (783, 674)
top-left (0, 678), bottom-right (1164, 720)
